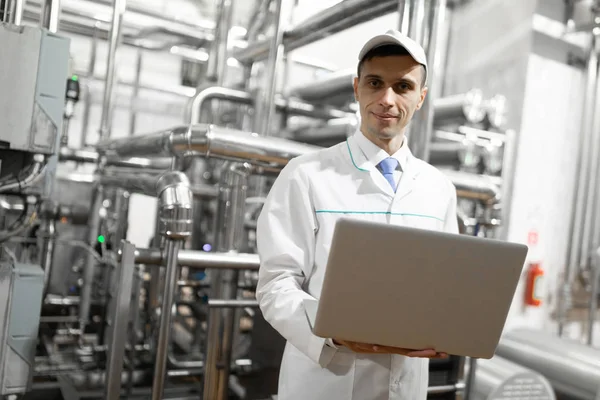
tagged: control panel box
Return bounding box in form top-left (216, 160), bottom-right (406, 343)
top-left (0, 254), bottom-right (45, 395)
top-left (0, 23), bottom-right (70, 154)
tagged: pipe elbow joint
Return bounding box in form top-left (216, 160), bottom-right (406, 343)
top-left (156, 171), bottom-right (193, 240)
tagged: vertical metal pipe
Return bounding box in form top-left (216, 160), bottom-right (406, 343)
top-left (587, 248), bottom-right (600, 346)
top-left (151, 239), bottom-right (182, 400)
top-left (104, 240), bottom-right (136, 400)
top-left (151, 171), bottom-right (192, 400)
top-left (40, 0), bottom-right (60, 32)
top-left (129, 49), bottom-right (143, 136)
top-left (2, 0), bottom-right (24, 26)
top-left (206, 0), bottom-right (234, 84)
top-left (13, 0), bottom-right (23, 25)
top-left (203, 162), bottom-right (251, 400)
top-left (3, 0), bottom-right (25, 25)
top-left (98, 0), bottom-right (126, 140)
top-left (560, 33), bottom-right (599, 336)
top-left (80, 25), bottom-right (99, 148)
top-left (580, 36), bottom-right (600, 269)
top-left (79, 185), bottom-right (104, 336)
top-left (41, 218), bottom-right (57, 297)
top-left (464, 357), bottom-right (477, 400)
top-left (253, 0), bottom-right (284, 137)
top-left (400, 0), bottom-right (443, 162)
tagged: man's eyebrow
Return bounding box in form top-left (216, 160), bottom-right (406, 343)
top-left (363, 74), bottom-right (418, 86)
top-left (397, 77), bottom-right (418, 86)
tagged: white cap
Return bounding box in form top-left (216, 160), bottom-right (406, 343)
top-left (358, 29), bottom-right (428, 84)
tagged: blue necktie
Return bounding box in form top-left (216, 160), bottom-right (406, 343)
top-left (377, 157), bottom-right (399, 192)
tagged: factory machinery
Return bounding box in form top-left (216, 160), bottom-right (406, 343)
top-left (0, 0), bottom-right (598, 399)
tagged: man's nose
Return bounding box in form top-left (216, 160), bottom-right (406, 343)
top-left (377, 86), bottom-right (395, 107)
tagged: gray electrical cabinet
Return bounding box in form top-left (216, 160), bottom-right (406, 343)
top-left (0, 23), bottom-right (70, 154)
top-left (0, 255), bottom-right (45, 396)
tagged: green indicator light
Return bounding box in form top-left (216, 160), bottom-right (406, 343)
top-left (71, 75), bottom-right (78, 81)
top-left (97, 235), bottom-right (105, 243)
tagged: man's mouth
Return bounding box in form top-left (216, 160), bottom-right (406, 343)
top-left (372, 113), bottom-right (398, 121)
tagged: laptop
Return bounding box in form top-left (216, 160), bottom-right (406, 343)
top-left (305, 218), bottom-right (528, 359)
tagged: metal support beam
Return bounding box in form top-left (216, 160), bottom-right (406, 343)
top-left (104, 240), bottom-right (136, 400)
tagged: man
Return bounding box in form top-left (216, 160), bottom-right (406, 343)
top-left (255, 29), bottom-right (458, 400)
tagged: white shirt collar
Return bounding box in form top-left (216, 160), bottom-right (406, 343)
top-left (354, 129), bottom-right (409, 171)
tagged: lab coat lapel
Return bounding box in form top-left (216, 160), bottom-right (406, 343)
top-left (395, 153), bottom-right (420, 201)
top-left (345, 137), bottom-right (396, 197)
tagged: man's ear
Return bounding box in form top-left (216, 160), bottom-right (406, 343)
top-left (353, 76), bottom-right (360, 102)
top-left (416, 86), bottom-right (428, 110)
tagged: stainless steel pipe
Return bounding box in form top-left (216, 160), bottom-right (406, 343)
top-left (40, 218), bottom-right (57, 296)
top-left (59, 147), bottom-right (173, 169)
top-left (253, 0), bottom-right (284, 137)
top-left (132, 248), bottom-right (260, 270)
top-left (2, 0), bottom-right (25, 25)
top-left (40, 0), bottom-right (60, 32)
top-left (441, 170), bottom-right (501, 205)
top-left (233, 0), bottom-right (399, 63)
top-left (561, 34), bottom-right (600, 335)
top-left (206, 0), bottom-right (233, 84)
top-left (208, 299), bottom-right (259, 308)
top-left (402, 0), bottom-right (445, 162)
top-left (496, 329), bottom-right (600, 400)
top-left (151, 240), bottom-right (182, 400)
top-left (204, 162), bottom-right (251, 400)
top-left (98, 0), bottom-right (126, 140)
top-left (96, 123), bottom-right (320, 170)
top-left (104, 240), bottom-right (136, 400)
top-left (433, 89), bottom-right (486, 126)
top-left (289, 69), bottom-right (355, 101)
top-left (588, 247), bottom-right (600, 345)
top-left (188, 86), bottom-right (352, 126)
top-left (79, 185), bottom-right (103, 334)
top-left (151, 172), bottom-right (193, 400)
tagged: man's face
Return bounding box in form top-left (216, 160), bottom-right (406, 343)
top-left (353, 55), bottom-right (427, 144)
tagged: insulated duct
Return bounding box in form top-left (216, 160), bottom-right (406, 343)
top-left (470, 356), bottom-right (555, 400)
top-left (496, 329), bottom-right (600, 400)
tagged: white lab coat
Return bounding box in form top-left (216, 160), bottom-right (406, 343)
top-left (256, 131), bottom-right (459, 400)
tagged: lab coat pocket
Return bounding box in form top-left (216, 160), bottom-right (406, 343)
top-left (280, 343), bottom-right (355, 399)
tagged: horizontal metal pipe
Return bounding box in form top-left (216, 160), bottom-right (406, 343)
top-left (59, 147), bottom-right (173, 169)
top-left (427, 382), bottom-right (465, 394)
top-left (433, 88), bottom-right (486, 126)
top-left (45, 295), bottom-right (80, 305)
top-left (291, 117), bottom-right (358, 144)
top-left (132, 248), bottom-right (259, 270)
top-left (207, 299), bottom-right (259, 308)
top-left (428, 142), bottom-right (462, 165)
top-left (289, 69), bottom-right (355, 101)
top-left (441, 169), bottom-right (501, 205)
top-left (96, 124), bottom-right (320, 170)
top-left (188, 86), bottom-right (352, 126)
top-left (496, 329), bottom-right (600, 400)
top-left (233, 0), bottom-right (399, 63)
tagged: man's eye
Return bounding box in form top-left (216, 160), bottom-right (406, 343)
top-left (368, 80), bottom-right (380, 87)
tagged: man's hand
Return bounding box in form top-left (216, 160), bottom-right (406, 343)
top-left (333, 339), bottom-right (447, 358)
